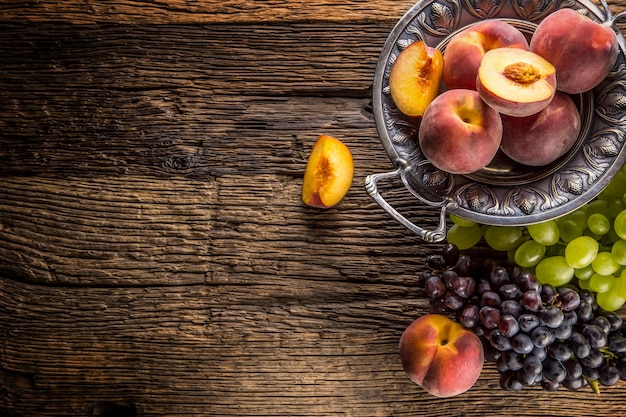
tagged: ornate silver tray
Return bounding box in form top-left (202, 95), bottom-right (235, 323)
top-left (365, 0), bottom-right (626, 242)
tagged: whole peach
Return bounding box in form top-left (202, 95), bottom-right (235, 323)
top-left (530, 8), bottom-right (618, 94)
top-left (443, 20), bottom-right (529, 90)
top-left (500, 91), bottom-right (581, 166)
top-left (418, 89), bottom-right (502, 174)
top-left (399, 314), bottom-right (484, 398)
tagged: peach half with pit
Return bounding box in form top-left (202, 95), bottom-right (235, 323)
top-left (399, 314), bottom-right (484, 398)
top-left (301, 134), bottom-right (353, 208)
top-left (477, 47), bottom-right (557, 117)
top-left (500, 91), bottom-right (581, 166)
top-left (389, 40), bottom-right (444, 117)
top-left (530, 8), bottom-right (618, 95)
top-left (418, 89), bottom-right (502, 175)
top-left (443, 20), bottom-right (529, 90)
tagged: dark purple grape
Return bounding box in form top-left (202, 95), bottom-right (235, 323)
top-left (426, 254), bottom-right (445, 270)
top-left (582, 364), bottom-right (600, 380)
top-left (552, 323), bottom-right (573, 340)
top-left (556, 287), bottom-right (580, 312)
top-left (592, 315), bottom-right (611, 335)
top-left (541, 379), bottom-right (560, 391)
top-left (488, 329), bottom-right (512, 351)
top-left (482, 291), bottom-right (502, 308)
top-left (441, 243), bottom-right (460, 267)
top-left (499, 283), bottom-right (523, 301)
top-left (523, 354), bottom-right (542, 376)
top-left (512, 333), bottom-right (534, 354)
top-left (442, 269), bottom-right (457, 289)
top-left (615, 355), bottom-right (626, 380)
top-left (530, 346), bottom-right (547, 361)
top-left (579, 349), bottom-right (604, 369)
top-left (480, 306), bottom-right (501, 330)
top-left (517, 369), bottom-right (540, 386)
top-left (582, 324), bottom-right (607, 349)
top-left (490, 266), bottom-right (510, 289)
top-left (418, 271), bottom-right (431, 288)
top-left (516, 271), bottom-right (541, 292)
top-left (602, 311), bottom-right (623, 331)
top-left (540, 305), bottom-right (564, 328)
top-left (579, 289), bottom-right (594, 305)
top-left (477, 279), bottom-right (492, 295)
top-left (518, 313), bottom-right (540, 333)
top-left (540, 283), bottom-right (557, 303)
top-left (562, 377), bottom-right (587, 390)
top-left (453, 276), bottom-right (476, 298)
top-left (452, 254), bottom-right (471, 275)
top-left (609, 333), bottom-right (626, 354)
top-left (563, 359), bottom-right (582, 379)
top-left (598, 364), bottom-right (620, 386)
top-left (562, 310), bottom-right (578, 326)
top-left (531, 326), bottom-right (554, 348)
top-left (500, 371), bottom-right (523, 391)
top-left (443, 292), bottom-right (464, 311)
top-left (520, 291), bottom-right (542, 312)
top-left (425, 275), bottom-right (446, 299)
top-left (568, 331), bottom-right (591, 359)
top-left (458, 304), bottom-right (479, 329)
top-left (576, 301), bottom-right (594, 324)
top-left (502, 350), bottom-right (524, 371)
top-left (548, 341), bottom-right (573, 362)
top-left (499, 314), bottom-right (520, 338)
top-left (542, 358), bottom-right (566, 383)
top-left (496, 355), bottom-right (510, 372)
top-left (500, 300), bottom-right (522, 317)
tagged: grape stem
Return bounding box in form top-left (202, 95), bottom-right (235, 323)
top-left (586, 378), bottom-right (601, 395)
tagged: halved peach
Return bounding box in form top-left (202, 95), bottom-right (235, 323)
top-left (477, 47), bottom-right (556, 117)
top-left (389, 41), bottom-right (444, 117)
top-left (302, 134), bottom-right (354, 208)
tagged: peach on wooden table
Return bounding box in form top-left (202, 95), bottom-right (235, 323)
top-left (530, 8), bottom-right (618, 94)
top-left (477, 47), bottom-right (556, 117)
top-left (443, 20), bottom-right (529, 90)
top-left (418, 89), bottom-right (502, 175)
top-left (399, 314), bottom-right (484, 398)
top-left (389, 40), bottom-right (444, 117)
top-left (301, 134), bottom-right (353, 209)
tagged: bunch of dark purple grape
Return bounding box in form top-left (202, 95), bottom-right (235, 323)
top-left (418, 243), bottom-right (626, 392)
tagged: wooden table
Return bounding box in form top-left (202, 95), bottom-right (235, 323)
top-left (2, 1), bottom-right (626, 415)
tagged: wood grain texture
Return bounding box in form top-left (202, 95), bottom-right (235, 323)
top-left (2, 0), bottom-right (626, 415)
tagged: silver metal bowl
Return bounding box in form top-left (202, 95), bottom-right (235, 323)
top-left (366, 0), bottom-right (626, 242)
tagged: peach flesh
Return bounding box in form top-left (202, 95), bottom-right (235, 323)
top-left (389, 41), bottom-right (444, 117)
top-left (301, 135), bottom-right (353, 208)
top-left (477, 47), bottom-right (556, 117)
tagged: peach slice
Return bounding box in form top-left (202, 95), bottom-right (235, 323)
top-left (530, 8), bottom-right (618, 94)
top-left (389, 41), bottom-right (444, 117)
top-left (443, 20), bottom-right (529, 91)
top-left (418, 89), bottom-right (503, 174)
top-left (500, 91), bottom-right (581, 166)
top-left (399, 314), bottom-right (484, 397)
top-left (301, 134), bottom-right (354, 208)
top-left (477, 47), bottom-right (556, 117)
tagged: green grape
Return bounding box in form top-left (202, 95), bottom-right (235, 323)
top-left (535, 256), bottom-right (574, 287)
top-left (446, 223), bottom-right (482, 250)
top-left (615, 209), bottom-right (626, 240)
top-left (587, 213), bottom-right (610, 235)
top-left (599, 170), bottom-right (626, 200)
top-left (612, 239), bottom-right (626, 266)
top-left (589, 273), bottom-right (614, 293)
top-left (574, 264), bottom-right (595, 281)
top-left (596, 290), bottom-right (625, 312)
top-left (449, 213), bottom-right (477, 228)
top-left (558, 219), bottom-right (584, 242)
top-left (484, 226), bottom-right (524, 251)
top-left (564, 236), bottom-right (599, 269)
top-left (585, 199), bottom-right (608, 218)
top-left (592, 251), bottom-right (621, 275)
top-left (617, 270), bottom-right (626, 298)
top-left (514, 240), bottom-right (546, 268)
top-left (527, 220), bottom-right (560, 246)
top-left (578, 277), bottom-right (592, 291)
top-left (606, 197), bottom-right (625, 219)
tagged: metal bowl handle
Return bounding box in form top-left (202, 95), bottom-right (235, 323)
top-left (365, 168), bottom-right (456, 243)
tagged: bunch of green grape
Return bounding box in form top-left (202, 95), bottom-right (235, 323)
top-left (447, 163), bottom-right (626, 312)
